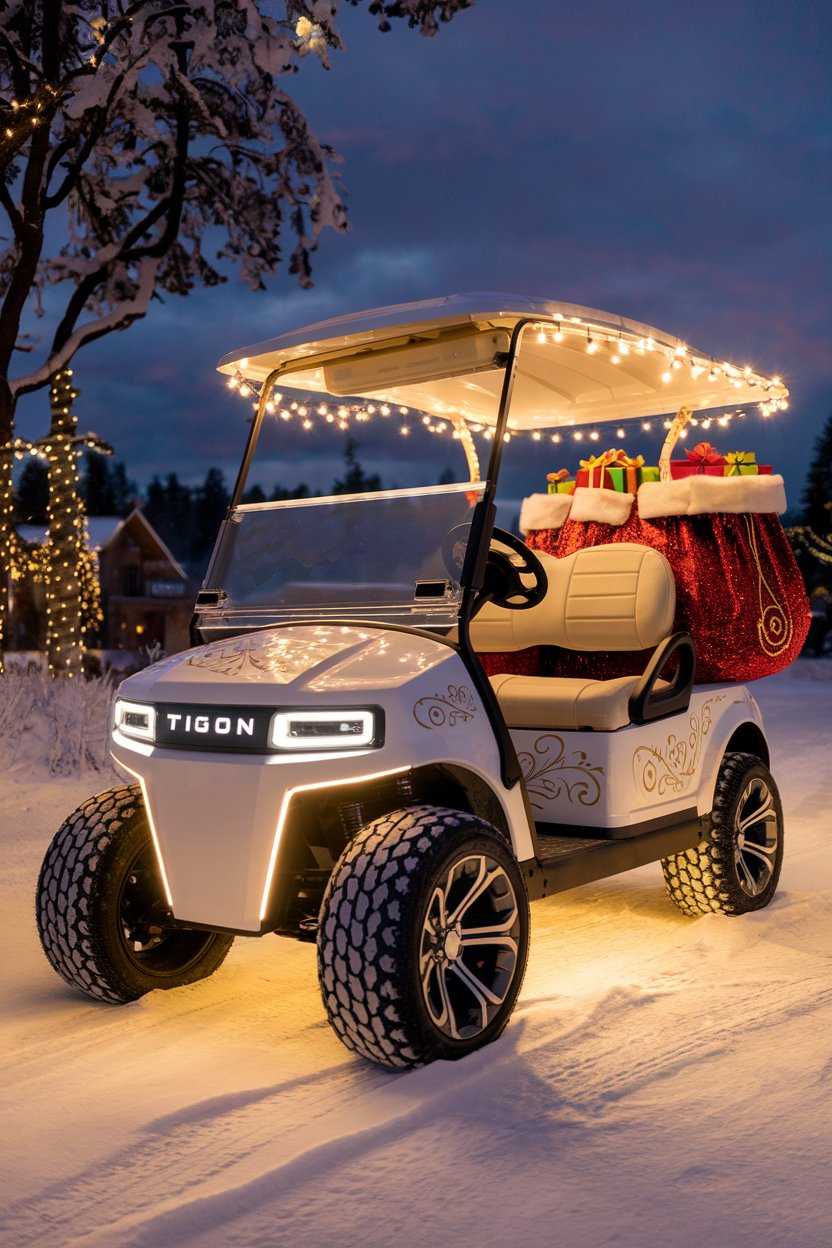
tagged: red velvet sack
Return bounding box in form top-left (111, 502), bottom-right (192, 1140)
top-left (527, 500), bottom-right (809, 683)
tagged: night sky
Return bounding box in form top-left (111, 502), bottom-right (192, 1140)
top-left (16, 0), bottom-right (832, 508)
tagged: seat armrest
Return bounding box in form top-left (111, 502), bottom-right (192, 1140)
top-left (628, 631), bottom-right (695, 725)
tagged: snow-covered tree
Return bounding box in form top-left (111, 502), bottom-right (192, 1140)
top-left (0, 0), bottom-right (473, 673)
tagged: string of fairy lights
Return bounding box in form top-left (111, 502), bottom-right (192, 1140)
top-left (788, 526), bottom-right (832, 567)
top-left (223, 317), bottom-right (790, 463)
top-left (0, 83), bottom-right (63, 165)
top-left (41, 369), bottom-right (108, 676)
top-left (0, 369), bottom-right (110, 676)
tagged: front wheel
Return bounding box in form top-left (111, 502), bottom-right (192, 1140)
top-left (36, 785), bottom-right (233, 1003)
top-left (662, 752), bottom-right (783, 917)
top-left (318, 805), bottom-right (530, 1069)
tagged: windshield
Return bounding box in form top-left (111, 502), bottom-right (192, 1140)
top-left (203, 481), bottom-right (485, 632)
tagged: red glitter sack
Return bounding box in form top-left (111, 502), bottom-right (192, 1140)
top-left (523, 423), bottom-right (809, 683)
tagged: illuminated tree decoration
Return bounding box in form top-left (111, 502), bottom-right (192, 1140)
top-left (40, 369), bottom-right (109, 676)
top-left (0, 0), bottom-right (473, 674)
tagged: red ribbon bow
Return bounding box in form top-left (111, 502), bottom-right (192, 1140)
top-left (686, 440), bottom-right (723, 466)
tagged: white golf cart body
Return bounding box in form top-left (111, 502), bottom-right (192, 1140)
top-left (111, 294), bottom-right (786, 937)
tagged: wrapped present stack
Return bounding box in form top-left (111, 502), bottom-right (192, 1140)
top-left (543, 441), bottom-right (772, 496)
top-left (669, 440), bottom-right (773, 478)
top-left (573, 448), bottom-right (659, 491)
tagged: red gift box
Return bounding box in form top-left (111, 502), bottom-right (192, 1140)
top-left (669, 439), bottom-right (725, 479)
top-left (575, 451), bottom-right (615, 490)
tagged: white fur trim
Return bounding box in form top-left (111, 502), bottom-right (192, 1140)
top-left (637, 473), bottom-right (787, 518)
top-left (519, 492), bottom-right (573, 534)
top-left (569, 487), bottom-right (634, 526)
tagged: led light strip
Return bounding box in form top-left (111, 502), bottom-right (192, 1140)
top-left (259, 765), bottom-right (411, 923)
top-left (112, 757), bottom-right (175, 911)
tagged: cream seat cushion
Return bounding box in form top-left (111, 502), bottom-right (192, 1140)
top-left (491, 672), bottom-right (669, 732)
top-left (471, 543), bottom-right (675, 654)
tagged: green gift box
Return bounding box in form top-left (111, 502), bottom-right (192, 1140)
top-left (607, 466), bottom-right (638, 492)
top-left (724, 451), bottom-right (758, 476)
top-left (638, 465), bottom-right (660, 484)
top-left (547, 479), bottom-right (575, 495)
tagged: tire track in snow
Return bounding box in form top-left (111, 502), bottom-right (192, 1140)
top-left (6, 958), bottom-right (829, 1248)
top-left (0, 990), bottom-right (633, 1248)
top-left (98, 970), bottom-right (832, 1247)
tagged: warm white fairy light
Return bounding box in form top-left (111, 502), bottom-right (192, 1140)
top-left (219, 334), bottom-right (788, 477)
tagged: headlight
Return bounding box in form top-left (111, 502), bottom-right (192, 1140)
top-left (269, 709), bottom-right (379, 751)
top-left (113, 699), bottom-right (156, 743)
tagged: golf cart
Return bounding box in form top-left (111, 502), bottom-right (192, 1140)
top-left (37, 294), bottom-right (791, 1069)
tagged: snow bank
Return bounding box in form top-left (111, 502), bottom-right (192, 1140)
top-left (0, 669), bottom-right (117, 779)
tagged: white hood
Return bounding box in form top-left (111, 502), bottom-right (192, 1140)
top-left (118, 624), bottom-right (453, 706)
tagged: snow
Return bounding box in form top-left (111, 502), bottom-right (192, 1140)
top-left (1, 667), bottom-right (831, 1247)
top-left (17, 516), bottom-right (124, 551)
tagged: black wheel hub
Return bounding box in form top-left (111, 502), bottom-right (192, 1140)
top-left (117, 846), bottom-right (214, 977)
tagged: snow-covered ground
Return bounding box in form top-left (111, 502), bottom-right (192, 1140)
top-left (1, 666), bottom-right (831, 1248)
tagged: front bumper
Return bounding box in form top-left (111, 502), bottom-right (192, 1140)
top-left (111, 730), bottom-right (402, 933)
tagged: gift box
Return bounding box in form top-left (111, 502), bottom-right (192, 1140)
top-left (606, 450), bottom-right (645, 494)
top-left (670, 440), bottom-right (725, 479)
top-left (575, 452), bottom-right (615, 490)
top-left (639, 465), bottom-right (660, 484)
top-left (546, 469), bottom-right (576, 495)
top-left (724, 451), bottom-right (772, 477)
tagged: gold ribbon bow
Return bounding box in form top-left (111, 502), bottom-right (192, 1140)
top-left (606, 448), bottom-right (645, 470)
top-left (579, 450), bottom-right (615, 472)
top-left (546, 468), bottom-right (571, 482)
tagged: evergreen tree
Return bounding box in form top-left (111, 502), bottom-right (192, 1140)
top-left (144, 473), bottom-right (193, 559)
top-left (802, 412), bottom-right (832, 534)
top-left (110, 463), bottom-right (136, 517)
top-left (332, 439), bottom-right (382, 495)
top-left (14, 460), bottom-right (49, 525)
top-left (242, 484), bottom-right (267, 505)
top-left (82, 454), bottom-right (116, 515)
top-left (271, 482), bottom-right (310, 501)
top-left (191, 468), bottom-right (230, 562)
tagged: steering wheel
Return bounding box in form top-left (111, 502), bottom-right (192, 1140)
top-left (442, 524), bottom-right (548, 611)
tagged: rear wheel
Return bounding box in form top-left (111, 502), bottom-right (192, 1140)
top-left (662, 752), bottom-right (783, 916)
top-left (36, 785), bottom-right (233, 1003)
top-left (318, 805), bottom-right (530, 1069)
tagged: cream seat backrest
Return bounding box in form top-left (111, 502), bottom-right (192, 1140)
top-left (470, 543), bottom-right (676, 653)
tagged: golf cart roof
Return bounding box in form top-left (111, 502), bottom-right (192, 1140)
top-left (217, 293), bottom-right (789, 430)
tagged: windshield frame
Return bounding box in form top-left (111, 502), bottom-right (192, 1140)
top-left (198, 318), bottom-right (535, 634)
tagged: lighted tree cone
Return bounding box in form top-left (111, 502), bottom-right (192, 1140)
top-left (0, 443), bottom-right (23, 674)
top-left (44, 369), bottom-right (90, 677)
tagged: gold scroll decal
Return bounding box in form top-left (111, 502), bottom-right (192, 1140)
top-left (744, 514), bottom-right (793, 658)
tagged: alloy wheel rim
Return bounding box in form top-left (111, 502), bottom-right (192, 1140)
top-left (733, 777), bottom-right (779, 897)
top-left (419, 853), bottom-right (520, 1041)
